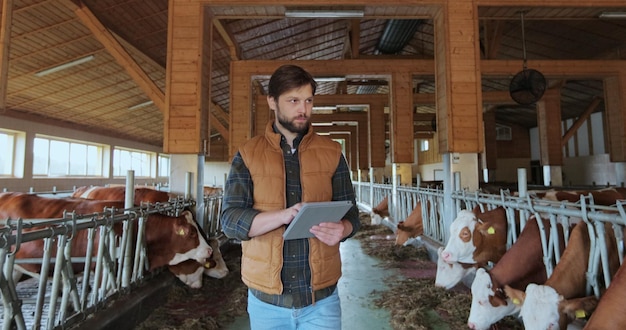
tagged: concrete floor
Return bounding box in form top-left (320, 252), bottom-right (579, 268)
top-left (224, 238), bottom-right (396, 330)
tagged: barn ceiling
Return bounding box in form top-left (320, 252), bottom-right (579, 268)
top-left (2, 1), bottom-right (626, 151)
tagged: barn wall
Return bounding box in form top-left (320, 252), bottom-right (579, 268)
top-left (205, 136), bottom-right (229, 162)
top-left (416, 133), bottom-right (443, 165)
top-left (203, 161), bottom-right (230, 188)
top-left (494, 158), bottom-right (532, 182)
top-left (531, 112), bottom-right (606, 160)
top-left (1, 115), bottom-right (166, 193)
top-left (562, 154), bottom-right (617, 186)
top-left (496, 124), bottom-right (531, 158)
top-left (415, 163), bottom-right (444, 182)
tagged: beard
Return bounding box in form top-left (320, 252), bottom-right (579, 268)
top-left (276, 105), bottom-right (309, 135)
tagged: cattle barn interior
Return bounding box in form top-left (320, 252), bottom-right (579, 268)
top-left (2, 0), bottom-right (626, 329)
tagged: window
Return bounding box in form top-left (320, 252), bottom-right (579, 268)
top-left (0, 130), bottom-right (16, 176)
top-left (158, 154), bottom-right (170, 177)
top-left (33, 136), bottom-right (104, 177)
top-left (113, 147), bottom-right (153, 177)
top-left (420, 139), bottom-right (429, 152)
top-left (496, 124), bottom-right (512, 141)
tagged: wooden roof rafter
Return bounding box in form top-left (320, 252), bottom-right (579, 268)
top-left (73, 1), bottom-right (166, 113)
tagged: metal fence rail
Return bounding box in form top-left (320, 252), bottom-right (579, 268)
top-left (353, 181), bottom-right (626, 298)
top-left (0, 199), bottom-right (193, 330)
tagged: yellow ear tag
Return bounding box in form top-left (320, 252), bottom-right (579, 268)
top-left (487, 226), bottom-right (496, 235)
top-left (176, 228), bottom-right (186, 236)
top-left (512, 298), bottom-right (520, 305)
top-left (204, 262), bottom-right (212, 269)
top-left (575, 310), bottom-right (586, 319)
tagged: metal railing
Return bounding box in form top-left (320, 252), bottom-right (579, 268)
top-left (354, 180), bottom-right (626, 298)
top-left (0, 199), bottom-right (192, 330)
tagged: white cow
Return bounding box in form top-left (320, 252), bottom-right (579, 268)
top-left (434, 247), bottom-right (476, 289)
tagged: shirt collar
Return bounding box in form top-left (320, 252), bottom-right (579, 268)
top-left (273, 123), bottom-right (307, 149)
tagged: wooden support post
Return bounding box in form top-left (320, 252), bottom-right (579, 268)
top-left (537, 89), bottom-right (563, 166)
top-left (482, 109), bottom-right (498, 180)
top-left (369, 101), bottom-right (387, 168)
top-left (390, 71), bottom-right (414, 163)
top-left (605, 74), bottom-right (626, 162)
top-left (0, 0), bottom-right (13, 113)
top-left (433, 1), bottom-right (483, 154)
top-left (165, 0), bottom-right (204, 154)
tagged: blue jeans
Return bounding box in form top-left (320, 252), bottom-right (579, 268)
top-left (247, 288), bottom-right (342, 330)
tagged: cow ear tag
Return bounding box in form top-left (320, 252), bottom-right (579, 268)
top-left (575, 310), bottom-right (586, 319)
top-left (512, 298), bottom-right (520, 305)
top-left (487, 226), bottom-right (496, 235)
top-left (176, 228), bottom-right (187, 236)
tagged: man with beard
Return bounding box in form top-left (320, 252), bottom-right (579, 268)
top-left (221, 64), bottom-right (360, 330)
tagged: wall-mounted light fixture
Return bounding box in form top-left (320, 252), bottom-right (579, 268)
top-left (312, 106), bottom-right (337, 113)
top-left (315, 77), bottom-right (346, 82)
top-left (285, 9), bottom-right (364, 18)
top-left (599, 12), bottom-right (626, 19)
top-left (34, 55), bottom-right (95, 77)
top-left (128, 100), bottom-right (154, 111)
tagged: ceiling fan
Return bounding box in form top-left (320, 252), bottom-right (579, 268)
top-left (509, 12), bottom-right (547, 106)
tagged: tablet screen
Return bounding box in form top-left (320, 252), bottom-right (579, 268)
top-left (282, 201), bottom-right (353, 240)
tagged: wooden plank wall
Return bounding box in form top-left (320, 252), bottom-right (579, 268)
top-left (434, 1), bottom-right (483, 154)
top-left (165, 0), bottom-right (203, 154)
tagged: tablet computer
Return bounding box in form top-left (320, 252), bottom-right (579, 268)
top-left (283, 201), bottom-right (354, 240)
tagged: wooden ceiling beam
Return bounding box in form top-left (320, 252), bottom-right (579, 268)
top-left (561, 96), bottom-right (602, 147)
top-left (209, 111), bottom-right (228, 143)
top-left (213, 19), bottom-right (240, 61)
top-left (74, 2), bottom-right (166, 113)
top-left (350, 18), bottom-right (360, 59)
top-left (238, 59), bottom-right (626, 79)
top-left (483, 20), bottom-right (505, 59)
top-left (211, 102), bottom-right (230, 124)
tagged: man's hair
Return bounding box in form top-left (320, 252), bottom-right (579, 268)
top-left (267, 65), bottom-right (317, 99)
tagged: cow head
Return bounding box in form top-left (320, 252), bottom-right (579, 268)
top-left (468, 268), bottom-right (520, 330)
top-left (145, 210), bottom-right (213, 270)
top-left (442, 210), bottom-right (478, 263)
top-left (370, 213), bottom-right (384, 225)
top-left (519, 283), bottom-right (560, 329)
top-left (204, 237), bottom-right (229, 279)
top-left (395, 202), bottom-right (425, 246)
top-left (168, 259), bottom-right (205, 288)
top-left (395, 221), bottom-right (411, 245)
top-left (519, 283), bottom-right (597, 330)
top-left (558, 296), bottom-right (598, 328)
top-left (435, 247), bottom-right (476, 289)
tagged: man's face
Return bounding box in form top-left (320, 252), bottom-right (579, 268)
top-left (269, 85), bottom-right (314, 135)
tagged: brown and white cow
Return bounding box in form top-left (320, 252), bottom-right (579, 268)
top-left (441, 206), bottom-right (508, 265)
top-left (167, 237), bottom-right (230, 288)
top-left (436, 207), bottom-right (508, 290)
top-left (583, 260), bottom-right (626, 329)
top-left (72, 185), bottom-right (229, 287)
top-left (72, 185), bottom-right (173, 205)
top-left (370, 196), bottom-right (389, 225)
top-left (467, 217), bottom-right (566, 330)
top-left (395, 201), bottom-right (426, 246)
top-left (505, 221), bottom-right (622, 330)
top-left (0, 192), bottom-right (213, 284)
top-left (203, 186), bottom-right (223, 197)
top-left (543, 187), bottom-right (626, 207)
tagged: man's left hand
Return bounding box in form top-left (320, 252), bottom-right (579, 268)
top-left (310, 220), bottom-right (351, 246)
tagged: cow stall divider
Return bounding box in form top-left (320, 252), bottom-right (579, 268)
top-left (0, 198), bottom-right (194, 330)
top-left (353, 176), bottom-right (626, 300)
